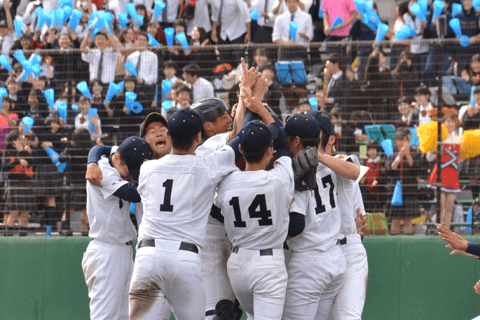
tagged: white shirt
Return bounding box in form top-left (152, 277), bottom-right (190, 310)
top-left (215, 156), bottom-right (294, 250)
top-left (186, 0), bottom-right (212, 35)
top-left (272, 8), bottom-right (313, 45)
top-left (126, 50), bottom-right (158, 85)
top-left (403, 13), bottom-right (429, 54)
top-left (75, 113), bottom-right (102, 141)
top-left (211, 0), bottom-right (251, 41)
top-left (418, 102), bottom-right (433, 124)
top-left (137, 146), bottom-right (238, 248)
top-left (107, 0), bottom-right (128, 15)
top-left (287, 161), bottom-right (343, 253)
top-left (82, 47), bottom-right (121, 83)
top-left (192, 77), bottom-right (215, 103)
top-left (334, 154), bottom-right (364, 237)
top-left (252, 0), bottom-right (278, 28)
top-left (156, 0), bottom-right (181, 23)
top-left (87, 157), bottom-right (137, 244)
top-left (0, 33), bottom-right (15, 66)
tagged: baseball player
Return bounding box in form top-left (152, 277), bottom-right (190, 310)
top-left (129, 107), bottom-right (242, 320)
top-left (82, 136), bottom-right (152, 320)
top-left (306, 111), bottom-right (369, 320)
top-left (213, 89), bottom-right (294, 319)
top-left (283, 112), bottom-right (359, 320)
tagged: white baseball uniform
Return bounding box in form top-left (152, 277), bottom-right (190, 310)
top-left (284, 161), bottom-right (347, 320)
top-left (195, 132), bottom-right (237, 319)
top-left (82, 157), bottom-right (137, 320)
top-left (215, 156), bottom-right (294, 320)
top-left (329, 155), bottom-right (368, 320)
top-left (129, 146), bottom-right (238, 320)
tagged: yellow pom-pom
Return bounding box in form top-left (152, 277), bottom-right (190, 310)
top-left (441, 124), bottom-right (449, 142)
top-left (417, 121), bottom-right (438, 153)
top-left (460, 129), bottom-right (480, 159)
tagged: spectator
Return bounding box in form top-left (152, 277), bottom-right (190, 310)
top-left (397, 96), bottom-right (419, 127)
top-left (185, 0), bottom-right (212, 38)
top-left (211, 0), bottom-right (251, 67)
top-left (182, 63), bottom-right (214, 103)
top-left (189, 26), bottom-right (213, 76)
top-left (156, 0), bottom-right (181, 29)
top-left (252, 48), bottom-right (269, 70)
top-left (414, 85), bottom-right (434, 124)
top-left (292, 97), bottom-right (311, 113)
top-left (2, 130), bottom-right (36, 235)
top-left (321, 0), bottom-right (357, 55)
top-left (166, 19), bottom-right (190, 69)
top-left (272, 0), bottom-right (313, 61)
top-left (427, 114), bottom-right (461, 230)
top-left (0, 1), bottom-right (15, 82)
top-left (259, 61), bottom-right (282, 117)
top-left (35, 113), bottom-right (68, 230)
top-left (391, 50), bottom-right (420, 99)
top-left (163, 60), bottom-right (180, 85)
top-left (318, 53), bottom-right (347, 112)
top-left (90, 78), bottom-right (104, 104)
top-left (81, 31), bottom-right (124, 84)
top-left (252, 0), bottom-right (278, 44)
top-left (343, 66), bottom-right (364, 114)
top-left (135, 4), bottom-right (150, 31)
top-left (26, 87), bottom-right (49, 121)
top-left (330, 105), bottom-right (356, 154)
top-left (360, 139), bottom-right (383, 212)
top-left (363, 49), bottom-right (396, 121)
top-left (349, 4), bottom-right (377, 82)
top-left (75, 96), bottom-right (102, 141)
top-left (0, 96), bottom-right (18, 154)
top-left (454, 0), bottom-right (480, 72)
top-left (389, 1), bottom-right (409, 69)
top-left (385, 128), bottom-right (421, 234)
top-left (118, 26), bottom-right (135, 48)
top-left (176, 83), bottom-right (191, 109)
top-left (125, 31), bottom-right (158, 102)
top-left (403, 0), bottom-right (429, 82)
top-left (6, 79), bottom-right (28, 119)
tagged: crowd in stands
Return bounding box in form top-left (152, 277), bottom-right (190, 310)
top-left (0, 0), bottom-right (479, 235)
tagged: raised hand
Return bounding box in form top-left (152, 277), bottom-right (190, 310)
top-left (240, 57), bottom-right (260, 89)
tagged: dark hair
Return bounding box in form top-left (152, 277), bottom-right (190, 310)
top-left (258, 61), bottom-right (275, 74)
top-left (135, 4), bottom-right (150, 25)
top-left (44, 113), bottom-right (61, 126)
top-left (394, 127), bottom-right (410, 141)
top-left (241, 141), bottom-right (273, 163)
top-left (176, 84), bottom-right (191, 95)
top-left (119, 26), bottom-right (134, 43)
top-left (173, 19), bottom-right (187, 32)
top-left (171, 135), bottom-right (197, 151)
top-left (253, 48), bottom-right (268, 68)
top-left (397, 1), bottom-right (409, 17)
top-left (443, 114), bottom-right (456, 123)
top-left (37, 75), bottom-right (49, 86)
top-left (320, 129), bottom-right (330, 150)
top-left (474, 86), bottom-right (480, 95)
top-left (183, 64), bottom-right (201, 78)
top-left (90, 78), bottom-right (104, 90)
top-left (79, 96), bottom-right (91, 104)
top-left (172, 81), bottom-right (184, 91)
top-left (397, 96), bottom-right (410, 105)
top-left (392, 50), bottom-right (415, 76)
top-left (191, 26), bottom-right (208, 44)
top-left (286, 134), bottom-right (320, 150)
top-left (164, 60), bottom-right (177, 70)
top-left (326, 53), bottom-right (341, 66)
top-left (94, 32), bottom-right (108, 40)
top-left (136, 31), bottom-right (149, 41)
top-left (1, 96), bottom-right (12, 106)
top-left (366, 139), bottom-right (381, 151)
top-left (330, 105), bottom-right (341, 118)
top-left (415, 86), bottom-right (431, 97)
top-left (364, 52), bottom-right (380, 81)
top-left (123, 74), bottom-right (138, 91)
top-left (73, 128), bottom-right (93, 150)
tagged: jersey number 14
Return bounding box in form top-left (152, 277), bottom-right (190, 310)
top-left (230, 194), bottom-right (273, 228)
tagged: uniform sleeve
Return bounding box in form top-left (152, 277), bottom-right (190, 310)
top-left (99, 164), bottom-right (129, 199)
top-left (290, 189), bottom-right (310, 216)
top-left (113, 183), bottom-right (141, 203)
top-left (272, 156), bottom-right (294, 192)
top-left (353, 182), bottom-right (366, 216)
top-left (87, 145), bottom-right (113, 164)
top-left (204, 146), bottom-right (238, 185)
top-left (466, 242), bottom-right (480, 257)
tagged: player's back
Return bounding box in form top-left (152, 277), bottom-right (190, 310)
top-left (216, 157), bottom-right (294, 250)
top-left (86, 157), bottom-right (137, 244)
top-left (137, 146), bottom-right (237, 248)
top-left (287, 162), bottom-right (342, 253)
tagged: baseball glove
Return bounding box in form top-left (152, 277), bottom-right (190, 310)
top-left (292, 146), bottom-right (318, 191)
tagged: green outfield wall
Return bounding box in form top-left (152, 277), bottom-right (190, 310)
top-left (1, 236), bottom-right (480, 320)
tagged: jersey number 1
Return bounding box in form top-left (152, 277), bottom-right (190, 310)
top-left (160, 179), bottom-right (174, 212)
top-left (229, 194), bottom-right (273, 228)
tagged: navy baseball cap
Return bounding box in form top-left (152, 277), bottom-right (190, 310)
top-left (118, 136), bottom-right (153, 181)
top-left (167, 107), bottom-right (205, 141)
top-left (241, 120), bottom-right (273, 153)
top-left (305, 110), bottom-right (335, 136)
top-left (139, 112), bottom-right (168, 137)
top-left (285, 113), bottom-right (320, 139)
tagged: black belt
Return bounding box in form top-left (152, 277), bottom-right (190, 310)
top-left (137, 239), bottom-right (198, 254)
top-left (232, 246), bottom-right (273, 256)
top-left (337, 237), bottom-right (347, 245)
top-left (90, 238), bottom-right (133, 246)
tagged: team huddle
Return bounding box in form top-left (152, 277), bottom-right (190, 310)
top-left (81, 59), bottom-right (369, 320)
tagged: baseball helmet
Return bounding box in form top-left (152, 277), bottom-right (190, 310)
top-left (190, 98), bottom-right (229, 122)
